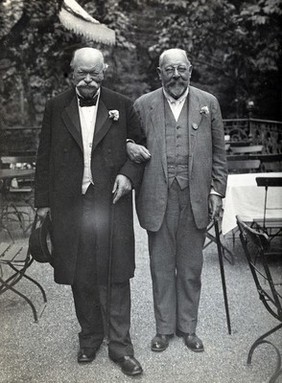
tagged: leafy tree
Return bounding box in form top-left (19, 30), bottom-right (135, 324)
top-left (0, 0), bottom-right (71, 127)
top-left (0, 0), bottom-right (281, 134)
top-left (0, 0), bottom-right (142, 128)
top-left (144, 0), bottom-right (282, 119)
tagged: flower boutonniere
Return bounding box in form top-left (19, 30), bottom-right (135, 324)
top-left (109, 110), bottom-right (119, 121)
top-left (200, 106), bottom-right (209, 117)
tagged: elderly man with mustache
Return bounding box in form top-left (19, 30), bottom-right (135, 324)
top-left (128, 48), bottom-right (227, 353)
top-left (35, 48), bottom-right (145, 376)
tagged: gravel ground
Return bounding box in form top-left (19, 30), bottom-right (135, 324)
top-left (0, 215), bottom-right (281, 383)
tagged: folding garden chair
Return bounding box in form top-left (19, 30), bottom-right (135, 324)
top-left (0, 241), bottom-right (47, 322)
top-left (253, 176), bottom-right (282, 239)
top-left (237, 215), bottom-right (282, 383)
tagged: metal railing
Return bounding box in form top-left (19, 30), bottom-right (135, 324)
top-left (223, 118), bottom-right (282, 154)
top-left (1, 118), bottom-right (282, 155)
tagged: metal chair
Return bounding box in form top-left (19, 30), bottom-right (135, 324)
top-left (0, 179), bottom-right (13, 241)
top-left (253, 177), bottom-right (282, 239)
top-left (0, 156), bottom-right (36, 234)
top-left (0, 241), bottom-right (47, 322)
top-left (237, 215), bottom-right (282, 383)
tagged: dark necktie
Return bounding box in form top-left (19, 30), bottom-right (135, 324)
top-left (78, 94), bottom-right (98, 107)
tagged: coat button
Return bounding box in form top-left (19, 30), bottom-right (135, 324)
top-left (63, 148), bottom-right (68, 152)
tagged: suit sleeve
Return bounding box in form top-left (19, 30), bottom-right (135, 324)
top-left (34, 100), bottom-right (52, 208)
top-left (210, 97), bottom-right (228, 197)
top-left (118, 100), bottom-right (146, 189)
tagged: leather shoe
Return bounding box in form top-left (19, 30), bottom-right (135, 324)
top-left (77, 348), bottom-right (96, 363)
top-left (151, 334), bottom-right (173, 352)
top-left (176, 330), bottom-right (204, 352)
top-left (110, 355), bottom-right (143, 376)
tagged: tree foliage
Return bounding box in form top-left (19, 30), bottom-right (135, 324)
top-left (0, 0), bottom-right (142, 127)
top-left (146, 0), bottom-right (282, 119)
top-left (0, 0), bottom-right (281, 131)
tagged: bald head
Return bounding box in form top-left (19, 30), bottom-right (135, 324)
top-left (159, 49), bottom-right (190, 68)
top-left (71, 47), bottom-right (108, 99)
top-left (70, 48), bottom-right (105, 69)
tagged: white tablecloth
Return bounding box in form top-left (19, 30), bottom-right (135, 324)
top-left (222, 172), bottom-right (282, 235)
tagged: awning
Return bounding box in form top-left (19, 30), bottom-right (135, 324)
top-left (59, 0), bottom-right (116, 45)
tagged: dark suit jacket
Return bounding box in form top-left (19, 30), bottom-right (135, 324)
top-left (35, 86), bottom-right (145, 285)
top-left (134, 86), bottom-right (227, 231)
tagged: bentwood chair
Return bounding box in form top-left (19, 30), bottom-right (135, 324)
top-left (237, 216), bottom-right (282, 383)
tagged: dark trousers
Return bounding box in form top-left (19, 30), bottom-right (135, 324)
top-left (148, 180), bottom-right (206, 335)
top-left (71, 185), bottom-right (133, 359)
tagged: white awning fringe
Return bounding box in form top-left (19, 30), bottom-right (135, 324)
top-left (59, 0), bottom-right (116, 45)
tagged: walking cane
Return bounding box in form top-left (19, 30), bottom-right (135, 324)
top-left (105, 203), bottom-right (115, 344)
top-left (214, 218), bottom-right (232, 335)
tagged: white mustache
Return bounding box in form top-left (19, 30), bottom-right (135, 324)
top-left (77, 80), bottom-right (98, 88)
top-left (168, 79), bottom-right (186, 86)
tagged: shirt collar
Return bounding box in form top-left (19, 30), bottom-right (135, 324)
top-left (163, 87), bottom-right (189, 104)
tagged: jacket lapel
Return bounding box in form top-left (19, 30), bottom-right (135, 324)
top-left (61, 92), bottom-right (83, 151)
top-left (92, 89), bottom-right (112, 150)
top-left (61, 87), bottom-right (113, 152)
top-left (150, 89), bottom-right (168, 180)
top-left (188, 88), bottom-right (201, 175)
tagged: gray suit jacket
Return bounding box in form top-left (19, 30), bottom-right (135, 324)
top-left (134, 86), bottom-right (227, 231)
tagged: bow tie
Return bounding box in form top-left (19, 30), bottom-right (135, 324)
top-left (78, 94), bottom-right (98, 107)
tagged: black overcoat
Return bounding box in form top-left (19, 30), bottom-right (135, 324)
top-left (35, 86), bottom-right (145, 285)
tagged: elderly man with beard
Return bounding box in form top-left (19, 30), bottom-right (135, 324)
top-left (35, 48), bottom-right (145, 376)
top-left (128, 48), bottom-right (227, 353)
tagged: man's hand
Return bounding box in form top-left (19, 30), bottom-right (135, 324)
top-left (208, 194), bottom-right (223, 221)
top-left (126, 142), bottom-right (151, 163)
top-left (112, 174), bottom-right (132, 204)
top-left (37, 207), bottom-right (50, 220)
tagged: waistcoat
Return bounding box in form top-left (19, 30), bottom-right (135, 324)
top-left (165, 98), bottom-right (189, 189)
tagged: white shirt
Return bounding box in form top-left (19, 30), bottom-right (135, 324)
top-left (77, 89), bottom-right (100, 194)
top-left (163, 87), bottom-right (189, 121)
